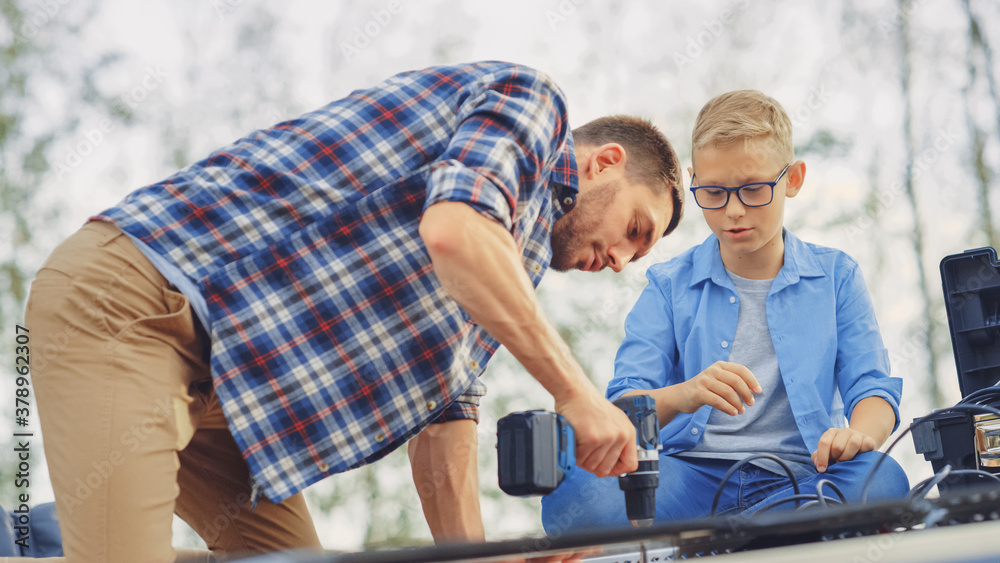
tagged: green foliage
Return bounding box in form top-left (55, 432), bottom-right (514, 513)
top-left (0, 0), bottom-right (119, 507)
top-left (0, 0), bottom-right (997, 552)
top-left (795, 129), bottom-right (853, 160)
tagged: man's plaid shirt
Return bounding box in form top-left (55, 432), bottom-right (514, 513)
top-left (93, 61), bottom-right (579, 503)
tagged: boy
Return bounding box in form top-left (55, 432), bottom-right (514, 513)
top-left (541, 90), bottom-right (908, 531)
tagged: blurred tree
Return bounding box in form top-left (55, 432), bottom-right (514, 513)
top-left (7, 0), bottom-right (1000, 552)
top-left (963, 0), bottom-right (997, 250)
top-left (963, 0), bottom-right (1000, 153)
top-left (0, 0), bottom-right (53, 346)
top-left (898, 0), bottom-right (943, 405)
top-left (0, 0), bottom-right (120, 505)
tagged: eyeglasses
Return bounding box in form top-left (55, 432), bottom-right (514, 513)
top-left (689, 164), bottom-right (792, 210)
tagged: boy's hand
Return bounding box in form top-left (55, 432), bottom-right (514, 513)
top-left (811, 428), bottom-right (877, 472)
top-left (677, 361), bottom-right (762, 416)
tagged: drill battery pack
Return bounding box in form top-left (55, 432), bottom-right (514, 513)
top-left (912, 247), bottom-right (1000, 491)
top-left (496, 410), bottom-right (575, 496)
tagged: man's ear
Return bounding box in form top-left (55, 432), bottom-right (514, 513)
top-left (588, 143), bottom-right (626, 178)
top-left (785, 160), bottom-right (806, 198)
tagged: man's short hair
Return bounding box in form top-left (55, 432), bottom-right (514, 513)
top-left (691, 90), bottom-right (794, 165)
top-left (572, 115), bottom-right (684, 236)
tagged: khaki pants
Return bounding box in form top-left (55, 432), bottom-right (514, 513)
top-left (21, 221), bottom-right (321, 562)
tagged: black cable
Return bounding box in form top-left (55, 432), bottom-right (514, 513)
top-left (795, 498), bottom-right (845, 510)
top-left (907, 467), bottom-right (1000, 502)
top-left (959, 393), bottom-right (993, 405)
top-left (815, 478), bottom-right (846, 507)
top-left (755, 493), bottom-right (843, 513)
top-left (907, 467), bottom-right (948, 501)
top-left (907, 464), bottom-right (952, 502)
top-left (784, 480), bottom-right (845, 512)
top-left (709, 454), bottom-right (801, 516)
top-left (957, 389), bottom-right (990, 403)
top-left (946, 469), bottom-right (1000, 483)
top-left (958, 386), bottom-right (1000, 405)
top-left (961, 383), bottom-right (1000, 400)
top-left (936, 403), bottom-right (1000, 418)
top-left (860, 403), bottom-right (1000, 504)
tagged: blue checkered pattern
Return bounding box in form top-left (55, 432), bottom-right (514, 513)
top-left (94, 61), bottom-right (579, 502)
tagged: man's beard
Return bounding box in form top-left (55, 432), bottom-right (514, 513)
top-left (549, 180), bottom-right (620, 272)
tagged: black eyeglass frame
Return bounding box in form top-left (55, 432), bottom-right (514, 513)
top-left (689, 163), bottom-right (792, 210)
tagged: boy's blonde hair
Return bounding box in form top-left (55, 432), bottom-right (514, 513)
top-left (691, 90), bottom-right (793, 166)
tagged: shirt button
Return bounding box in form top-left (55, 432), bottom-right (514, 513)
top-left (469, 360), bottom-right (480, 370)
top-left (562, 197), bottom-right (574, 206)
top-left (729, 296), bottom-right (736, 304)
top-left (691, 428), bottom-right (699, 435)
top-left (721, 341), bottom-right (729, 348)
top-left (427, 400), bottom-right (437, 411)
top-left (375, 432), bottom-right (385, 443)
top-left (318, 461), bottom-right (329, 472)
top-left (532, 264), bottom-right (542, 273)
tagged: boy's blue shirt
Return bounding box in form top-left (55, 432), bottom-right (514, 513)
top-left (608, 229), bottom-right (902, 454)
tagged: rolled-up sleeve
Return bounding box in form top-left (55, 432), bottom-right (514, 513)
top-left (834, 258), bottom-right (903, 431)
top-left (431, 379), bottom-right (487, 424)
top-left (423, 69), bottom-right (570, 232)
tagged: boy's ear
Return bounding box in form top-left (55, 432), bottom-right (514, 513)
top-left (785, 160), bottom-right (806, 198)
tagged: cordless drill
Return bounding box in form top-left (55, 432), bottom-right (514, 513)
top-left (611, 395), bottom-right (660, 527)
top-left (497, 395), bottom-right (660, 527)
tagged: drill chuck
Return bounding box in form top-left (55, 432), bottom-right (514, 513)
top-left (618, 449), bottom-right (659, 526)
top-left (612, 395), bottom-right (660, 527)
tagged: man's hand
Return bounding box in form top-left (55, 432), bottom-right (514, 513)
top-left (421, 202), bottom-right (638, 479)
top-left (811, 427), bottom-right (876, 473)
top-left (556, 388), bottom-right (637, 478)
top-left (676, 361), bottom-right (761, 416)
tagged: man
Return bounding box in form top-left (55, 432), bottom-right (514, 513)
top-left (25, 61), bottom-right (683, 561)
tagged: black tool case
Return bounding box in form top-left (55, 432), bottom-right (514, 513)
top-left (912, 247), bottom-right (1000, 491)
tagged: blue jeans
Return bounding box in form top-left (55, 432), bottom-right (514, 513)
top-left (540, 451), bottom-right (909, 534)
